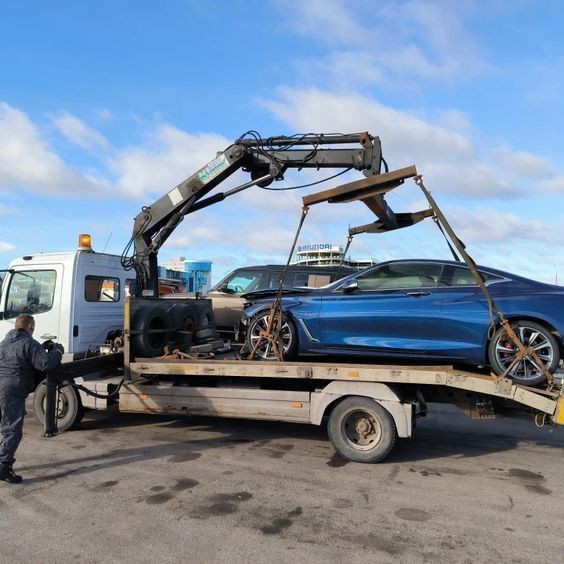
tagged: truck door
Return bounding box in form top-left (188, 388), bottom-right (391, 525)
top-left (0, 266), bottom-right (63, 345)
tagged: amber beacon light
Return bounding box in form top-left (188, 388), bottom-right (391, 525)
top-left (78, 233), bottom-right (93, 251)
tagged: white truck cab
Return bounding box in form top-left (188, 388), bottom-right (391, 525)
top-left (0, 235), bottom-right (131, 360)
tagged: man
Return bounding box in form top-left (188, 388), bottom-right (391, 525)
top-left (0, 314), bottom-right (63, 484)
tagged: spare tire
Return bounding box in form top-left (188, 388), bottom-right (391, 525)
top-left (169, 303), bottom-right (197, 332)
top-left (131, 305), bottom-right (172, 357)
top-left (191, 303), bottom-right (216, 331)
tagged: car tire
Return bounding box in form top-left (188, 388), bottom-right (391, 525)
top-left (33, 381), bottom-right (85, 432)
top-left (488, 320), bottom-right (559, 386)
top-left (327, 397), bottom-right (397, 463)
top-left (246, 311), bottom-right (298, 361)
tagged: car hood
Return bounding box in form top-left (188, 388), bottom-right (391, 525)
top-left (242, 287), bottom-right (315, 301)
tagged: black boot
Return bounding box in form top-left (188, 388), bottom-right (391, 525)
top-left (0, 465), bottom-right (23, 484)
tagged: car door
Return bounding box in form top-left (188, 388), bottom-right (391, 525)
top-left (428, 265), bottom-right (505, 362)
top-left (318, 262), bottom-right (444, 354)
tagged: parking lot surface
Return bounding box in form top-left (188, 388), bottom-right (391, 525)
top-left (0, 402), bottom-right (562, 563)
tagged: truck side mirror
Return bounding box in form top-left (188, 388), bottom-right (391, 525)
top-left (342, 280), bottom-right (359, 293)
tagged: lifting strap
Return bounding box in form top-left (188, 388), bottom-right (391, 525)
top-left (433, 215), bottom-right (461, 262)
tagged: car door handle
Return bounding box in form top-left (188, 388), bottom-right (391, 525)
top-left (40, 333), bottom-right (58, 340)
top-left (405, 291), bottom-right (431, 297)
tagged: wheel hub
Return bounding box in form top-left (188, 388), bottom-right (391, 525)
top-left (355, 417), bottom-right (373, 437)
top-left (343, 409), bottom-right (383, 450)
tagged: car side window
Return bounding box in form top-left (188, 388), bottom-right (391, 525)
top-left (356, 263), bottom-right (442, 291)
top-left (443, 266), bottom-right (501, 286)
top-left (267, 271), bottom-right (286, 288)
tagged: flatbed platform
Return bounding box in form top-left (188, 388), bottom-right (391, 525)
top-left (128, 358), bottom-right (564, 424)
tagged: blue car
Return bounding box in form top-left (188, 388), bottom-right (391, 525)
top-left (242, 259), bottom-right (564, 385)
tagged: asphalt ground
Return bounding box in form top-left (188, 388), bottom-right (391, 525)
top-left (0, 401), bottom-right (562, 563)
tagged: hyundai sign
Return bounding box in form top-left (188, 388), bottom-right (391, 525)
top-left (297, 243), bottom-right (342, 252)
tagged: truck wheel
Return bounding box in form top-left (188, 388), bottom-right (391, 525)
top-left (131, 305), bottom-right (171, 357)
top-left (33, 382), bottom-right (85, 432)
top-left (246, 311), bottom-right (298, 360)
top-left (488, 320), bottom-right (559, 386)
top-left (327, 397), bottom-right (397, 463)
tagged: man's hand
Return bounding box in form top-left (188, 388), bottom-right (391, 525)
top-left (52, 343), bottom-right (65, 355)
top-left (41, 339), bottom-right (55, 352)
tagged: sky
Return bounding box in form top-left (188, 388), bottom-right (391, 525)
top-left (1, 0), bottom-right (564, 284)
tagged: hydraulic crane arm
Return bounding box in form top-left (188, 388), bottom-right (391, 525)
top-left (123, 132), bottom-right (383, 297)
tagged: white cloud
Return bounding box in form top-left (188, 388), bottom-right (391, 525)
top-left (277, 0), bottom-right (370, 46)
top-left (52, 111), bottom-right (109, 150)
top-left (0, 102), bottom-right (107, 194)
top-left (447, 206), bottom-right (559, 245)
top-left (536, 175), bottom-right (564, 194)
top-left (275, 0), bottom-right (488, 86)
top-left (261, 88), bottom-right (564, 201)
top-left (0, 241), bottom-right (15, 252)
top-left (494, 147), bottom-right (555, 177)
top-left (110, 124), bottom-right (231, 199)
top-left (0, 202), bottom-right (17, 214)
top-left (263, 88), bottom-right (472, 163)
top-left (96, 108), bottom-right (113, 121)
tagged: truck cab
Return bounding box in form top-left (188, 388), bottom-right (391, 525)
top-left (0, 236), bottom-right (131, 360)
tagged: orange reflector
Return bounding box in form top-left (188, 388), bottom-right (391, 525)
top-left (348, 370), bottom-right (359, 378)
top-left (555, 397), bottom-right (564, 425)
top-left (78, 233), bottom-right (92, 250)
top-left (139, 394), bottom-right (148, 401)
top-left (291, 402), bottom-right (303, 408)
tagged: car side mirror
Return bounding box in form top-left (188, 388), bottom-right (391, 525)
top-left (342, 280), bottom-right (359, 293)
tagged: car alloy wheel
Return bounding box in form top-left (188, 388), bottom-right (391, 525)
top-left (489, 320), bottom-right (559, 385)
top-left (247, 312), bottom-right (295, 360)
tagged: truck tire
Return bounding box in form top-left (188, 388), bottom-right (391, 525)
top-left (327, 396), bottom-right (396, 463)
top-left (33, 381), bottom-right (85, 432)
top-left (131, 305), bottom-right (171, 357)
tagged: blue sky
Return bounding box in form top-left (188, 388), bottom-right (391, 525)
top-left (1, 0), bottom-right (564, 284)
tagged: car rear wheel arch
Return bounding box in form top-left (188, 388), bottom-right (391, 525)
top-left (487, 316), bottom-right (562, 356)
top-left (487, 317), bottom-right (561, 385)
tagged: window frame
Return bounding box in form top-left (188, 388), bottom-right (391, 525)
top-left (351, 262), bottom-right (444, 292)
top-left (4, 269), bottom-right (57, 319)
top-left (84, 275), bottom-right (121, 303)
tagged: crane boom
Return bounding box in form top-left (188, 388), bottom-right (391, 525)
top-left (123, 132), bottom-right (383, 297)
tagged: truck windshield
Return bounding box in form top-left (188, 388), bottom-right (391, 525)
top-left (4, 270), bottom-right (57, 319)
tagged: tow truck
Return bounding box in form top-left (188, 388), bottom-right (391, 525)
top-left (24, 131), bottom-right (564, 463)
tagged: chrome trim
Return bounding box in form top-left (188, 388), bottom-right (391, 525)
top-left (298, 318), bottom-right (319, 342)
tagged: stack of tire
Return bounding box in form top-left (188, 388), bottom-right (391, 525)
top-left (130, 299), bottom-right (223, 358)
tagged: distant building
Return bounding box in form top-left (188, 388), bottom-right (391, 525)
top-left (293, 243), bottom-right (376, 269)
top-left (184, 260), bottom-right (212, 293)
top-left (160, 256), bottom-right (213, 293)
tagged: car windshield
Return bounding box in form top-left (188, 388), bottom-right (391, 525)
top-left (215, 270), bottom-right (263, 293)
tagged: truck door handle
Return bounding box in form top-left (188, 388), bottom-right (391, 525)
top-left (40, 334), bottom-right (58, 340)
top-left (405, 291), bottom-right (431, 297)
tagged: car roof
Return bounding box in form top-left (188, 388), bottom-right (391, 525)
top-left (232, 264), bottom-right (355, 271)
top-left (355, 258), bottom-right (552, 287)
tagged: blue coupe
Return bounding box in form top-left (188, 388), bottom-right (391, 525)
top-left (242, 259), bottom-right (564, 385)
